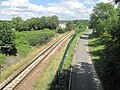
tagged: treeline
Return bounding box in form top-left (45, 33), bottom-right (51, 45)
top-left (0, 15), bottom-right (59, 56)
top-left (12, 15), bottom-right (59, 31)
top-left (0, 14), bottom-right (87, 56)
top-left (89, 2), bottom-right (120, 90)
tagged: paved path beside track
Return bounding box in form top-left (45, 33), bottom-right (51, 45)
top-left (70, 30), bottom-right (103, 90)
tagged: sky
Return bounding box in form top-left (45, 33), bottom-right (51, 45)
top-left (0, 0), bottom-right (112, 20)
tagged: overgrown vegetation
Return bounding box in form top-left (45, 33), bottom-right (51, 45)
top-left (0, 29), bottom-right (56, 82)
top-left (89, 2), bottom-right (120, 90)
top-left (0, 21), bottom-right (17, 56)
top-left (0, 15), bottom-right (60, 72)
top-left (15, 29), bottom-right (55, 56)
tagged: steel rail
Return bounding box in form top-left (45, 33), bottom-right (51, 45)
top-left (0, 31), bottom-right (73, 90)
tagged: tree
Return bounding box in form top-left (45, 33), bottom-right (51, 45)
top-left (50, 15), bottom-right (59, 29)
top-left (12, 16), bottom-right (23, 31)
top-left (76, 21), bottom-right (86, 30)
top-left (40, 16), bottom-right (59, 30)
top-left (102, 6), bottom-right (120, 90)
top-left (27, 17), bottom-right (37, 30)
top-left (90, 2), bottom-right (120, 90)
top-left (114, 0), bottom-right (120, 4)
top-left (19, 20), bottom-right (31, 31)
top-left (65, 21), bottom-right (76, 31)
top-left (0, 22), bottom-right (17, 56)
top-left (90, 2), bottom-right (117, 35)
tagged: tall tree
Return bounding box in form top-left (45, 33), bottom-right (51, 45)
top-left (0, 22), bottom-right (17, 56)
top-left (90, 2), bottom-right (120, 90)
top-left (12, 16), bottom-right (23, 31)
top-left (90, 2), bottom-right (117, 35)
top-left (65, 21), bottom-right (76, 31)
top-left (50, 15), bottom-right (59, 29)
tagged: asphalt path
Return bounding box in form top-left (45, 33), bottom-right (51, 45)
top-left (70, 30), bottom-right (103, 90)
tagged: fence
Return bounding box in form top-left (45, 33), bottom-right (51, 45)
top-left (50, 30), bottom-right (80, 90)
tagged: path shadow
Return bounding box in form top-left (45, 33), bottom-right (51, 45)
top-left (71, 62), bottom-right (103, 90)
top-left (80, 33), bottom-right (91, 40)
top-left (80, 34), bottom-right (89, 39)
top-left (48, 69), bottom-right (71, 90)
top-left (84, 33), bottom-right (90, 36)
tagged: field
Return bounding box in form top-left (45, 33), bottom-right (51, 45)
top-left (15, 29), bottom-right (55, 56)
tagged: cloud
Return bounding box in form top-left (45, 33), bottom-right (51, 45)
top-left (1, 0), bottom-right (29, 7)
top-left (0, 0), bottom-right (94, 20)
top-left (97, 0), bottom-right (113, 3)
top-left (83, 0), bottom-right (96, 4)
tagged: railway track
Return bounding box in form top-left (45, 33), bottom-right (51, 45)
top-left (0, 31), bottom-right (74, 90)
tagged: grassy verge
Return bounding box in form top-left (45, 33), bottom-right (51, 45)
top-left (88, 33), bottom-right (105, 86)
top-left (33, 35), bottom-right (71, 90)
top-left (0, 31), bottom-right (67, 82)
top-left (63, 30), bottom-right (86, 70)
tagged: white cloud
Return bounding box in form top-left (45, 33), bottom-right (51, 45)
top-left (1, 0), bottom-right (29, 7)
top-left (0, 0), bottom-right (94, 20)
top-left (98, 0), bottom-right (112, 3)
top-left (83, 0), bottom-right (96, 4)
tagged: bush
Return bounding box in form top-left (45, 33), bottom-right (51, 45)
top-left (56, 28), bottom-right (65, 34)
top-left (15, 29), bottom-right (55, 56)
top-left (0, 22), bottom-right (17, 56)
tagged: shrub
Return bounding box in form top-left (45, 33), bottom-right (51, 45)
top-left (15, 29), bottom-right (55, 56)
top-left (0, 22), bottom-right (17, 56)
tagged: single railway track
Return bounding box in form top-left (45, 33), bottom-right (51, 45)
top-left (0, 31), bottom-right (74, 90)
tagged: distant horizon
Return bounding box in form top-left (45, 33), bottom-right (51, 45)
top-left (0, 16), bottom-right (90, 21)
top-left (0, 0), bottom-right (112, 20)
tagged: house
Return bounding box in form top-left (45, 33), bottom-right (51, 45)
top-left (58, 22), bottom-right (67, 29)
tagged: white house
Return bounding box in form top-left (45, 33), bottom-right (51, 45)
top-left (58, 23), bottom-right (67, 29)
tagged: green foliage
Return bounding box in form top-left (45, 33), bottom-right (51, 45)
top-left (76, 21), bottom-right (87, 31)
top-left (12, 16), bottom-right (23, 31)
top-left (15, 29), bottom-right (55, 56)
top-left (0, 21), bottom-right (17, 56)
top-left (0, 54), bottom-right (6, 72)
top-left (0, 54), bottom-right (6, 65)
top-left (89, 3), bottom-right (117, 35)
top-left (56, 28), bottom-right (66, 34)
top-left (89, 2), bottom-right (120, 90)
top-left (65, 21), bottom-right (76, 31)
top-left (51, 15), bottom-right (59, 29)
top-left (73, 20), bottom-right (89, 26)
top-left (11, 15), bottom-right (59, 31)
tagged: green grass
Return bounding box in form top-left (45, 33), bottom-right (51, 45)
top-left (0, 54), bottom-right (6, 68)
top-left (63, 30), bottom-right (87, 70)
top-left (33, 36), bottom-right (71, 90)
top-left (88, 33), bottom-right (105, 80)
